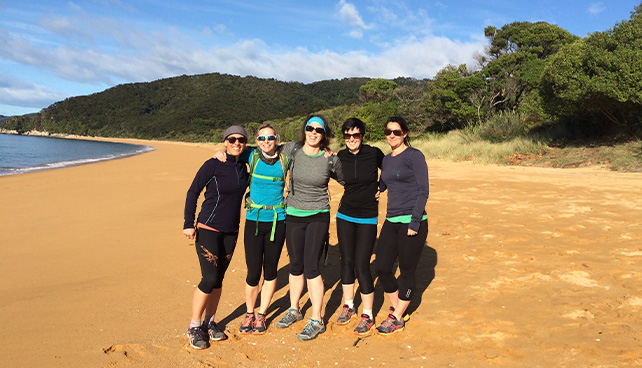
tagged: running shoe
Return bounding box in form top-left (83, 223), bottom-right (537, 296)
top-left (252, 313), bottom-right (267, 334)
top-left (276, 308), bottom-right (303, 328)
top-left (205, 320), bottom-right (228, 341)
top-left (187, 326), bottom-right (210, 349)
top-left (336, 304), bottom-right (356, 325)
top-left (239, 313), bottom-right (255, 334)
top-left (375, 314), bottom-right (405, 335)
top-left (353, 314), bottom-right (374, 335)
top-left (297, 319), bottom-right (326, 341)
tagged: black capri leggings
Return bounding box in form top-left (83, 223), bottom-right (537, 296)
top-left (336, 218), bottom-right (376, 295)
top-left (374, 219), bottom-right (428, 301)
top-left (285, 215), bottom-right (329, 279)
top-left (244, 219), bottom-right (286, 287)
top-left (195, 228), bottom-right (238, 293)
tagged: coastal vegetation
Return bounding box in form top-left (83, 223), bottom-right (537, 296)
top-left (3, 3), bottom-right (641, 171)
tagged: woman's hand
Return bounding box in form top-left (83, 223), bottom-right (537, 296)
top-left (375, 190), bottom-right (380, 201)
top-left (407, 228), bottom-right (417, 237)
top-left (183, 228), bottom-right (196, 240)
top-left (212, 150), bottom-right (226, 161)
top-left (323, 148), bottom-right (335, 158)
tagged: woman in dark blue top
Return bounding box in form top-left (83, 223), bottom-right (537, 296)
top-left (374, 117), bottom-right (429, 336)
top-left (183, 125), bottom-right (249, 350)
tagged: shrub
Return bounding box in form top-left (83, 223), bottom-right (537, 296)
top-left (478, 111), bottom-right (529, 142)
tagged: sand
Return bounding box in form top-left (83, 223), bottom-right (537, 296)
top-left (1, 138), bottom-right (641, 367)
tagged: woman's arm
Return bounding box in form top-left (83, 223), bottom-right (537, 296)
top-left (183, 160), bottom-right (215, 230)
top-left (409, 150), bottom-right (429, 233)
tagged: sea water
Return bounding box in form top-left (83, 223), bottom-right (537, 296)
top-left (0, 134), bottom-right (153, 176)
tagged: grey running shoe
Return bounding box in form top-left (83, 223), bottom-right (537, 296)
top-left (375, 314), bottom-right (405, 335)
top-left (276, 308), bottom-right (303, 328)
top-left (205, 320), bottom-right (228, 341)
top-left (336, 304), bottom-right (356, 325)
top-left (353, 314), bottom-right (374, 335)
top-left (187, 326), bottom-right (210, 349)
top-left (252, 313), bottom-right (267, 334)
top-left (297, 319), bottom-right (326, 341)
top-left (239, 313), bottom-right (255, 334)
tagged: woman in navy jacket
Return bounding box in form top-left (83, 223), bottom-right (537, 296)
top-left (183, 125), bottom-right (249, 349)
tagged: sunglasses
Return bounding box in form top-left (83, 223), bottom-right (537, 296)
top-left (305, 125), bottom-right (325, 134)
top-left (227, 136), bottom-right (247, 144)
top-left (384, 129), bottom-right (403, 137)
top-left (343, 132), bottom-right (362, 140)
top-left (257, 135), bottom-right (276, 141)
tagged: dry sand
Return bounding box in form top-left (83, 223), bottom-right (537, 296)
top-left (1, 138), bottom-right (641, 367)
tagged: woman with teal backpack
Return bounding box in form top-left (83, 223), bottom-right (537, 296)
top-left (216, 123), bottom-right (290, 335)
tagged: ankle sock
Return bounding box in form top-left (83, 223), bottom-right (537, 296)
top-left (362, 309), bottom-right (373, 320)
top-left (345, 299), bottom-right (354, 309)
top-left (189, 319), bottom-right (202, 328)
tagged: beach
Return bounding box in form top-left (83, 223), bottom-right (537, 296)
top-left (1, 138), bottom-right (641, 367)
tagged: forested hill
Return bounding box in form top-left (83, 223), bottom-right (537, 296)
top-left (7, 73), bottom-right (370, 140)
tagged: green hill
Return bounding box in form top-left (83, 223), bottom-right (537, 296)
top-left (6, 73), bottom-right (369, 140)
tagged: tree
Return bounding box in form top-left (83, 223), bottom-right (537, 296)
top-left (359, 79), bottom-right (397, 103)
top-left (482, 22), bottom-right (579, 114)
top-left (423, 64), bottom-right (482, 130)
top-left (541, 3), bottom-right (642, 135)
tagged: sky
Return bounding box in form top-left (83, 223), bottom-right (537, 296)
top-left (1, 0), bottom-right (639, 116)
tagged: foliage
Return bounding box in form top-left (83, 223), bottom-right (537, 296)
top-left (472, 111), bottom-right (530, 143)
top-left (5, 73), bottom-right (370, 141)
top-left (356, 101), bottom-right (400, 141)
top-left (359, 79), bottom-right (397, 103)
top-left (541, 3), bottom-right (642, 136)
top-left (423, 64), bottom-right (481, 130)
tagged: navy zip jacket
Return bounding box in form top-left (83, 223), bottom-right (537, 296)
top-left (184, 155), bottom-right (248, 232)
top-left (337, 144), bottom-right (384, 218)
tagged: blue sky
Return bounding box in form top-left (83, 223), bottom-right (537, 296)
top-left (1, 0), bottom-right (639, 116)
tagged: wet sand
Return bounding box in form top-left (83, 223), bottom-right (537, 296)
top-left (1, 138), bottom-right (641, 367)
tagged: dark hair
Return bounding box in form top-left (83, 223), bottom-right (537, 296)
top-left (386, 116), bottom-right (411, 146)
top-left (299, 114), bottom-right (332, 149)
top-left (342, 117), bottom-right (366, 135)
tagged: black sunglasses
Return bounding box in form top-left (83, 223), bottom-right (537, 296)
top-left (384, 129), bottom-right (403, 137)
top-left (227, 136), bottom-right (247, 144)
top-left (343, 132), bottom-right (362, 139)
top-left (305, 125), bottom-right (325, 134)
top-left (257, 135), bottom-right (276, 141)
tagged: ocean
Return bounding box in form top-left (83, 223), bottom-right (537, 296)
top-left (0, 134), bottom-right (153, 176)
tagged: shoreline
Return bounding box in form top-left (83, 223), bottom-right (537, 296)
top-left (0, 132), bottom-right (155, 176)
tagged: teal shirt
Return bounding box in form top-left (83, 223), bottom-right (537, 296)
top-left (242, 148), bottom-right (287, 222)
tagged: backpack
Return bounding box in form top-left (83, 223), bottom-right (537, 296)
top-left (245, 148), bottom-right (290, 241)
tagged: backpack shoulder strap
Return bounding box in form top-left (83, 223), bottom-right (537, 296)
top-left (247, 149), bottom-right (260, 188)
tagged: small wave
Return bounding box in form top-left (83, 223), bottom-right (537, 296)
top-left (0, 145), bottom-right (154, 176)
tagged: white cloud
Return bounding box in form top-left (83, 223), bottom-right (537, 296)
top-left (0, 75), bottom-right (68, 108)
top-left (588, 3), bottom-right (606, 15)
top-left (0, 8), bottom-right (487, 113)
top-left (337, 0), bottom-right (372, 30)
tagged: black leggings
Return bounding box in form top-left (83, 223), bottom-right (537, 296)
top-left (336, 218), bottom-right (376, 294)
top-left (195, 228), bottom-right (238, 293)
top-left (374, 219), bottom-right (428, 301)
top-left (244, 220), bottom-right (286, 287)
top-left (285, 218), bottom-right (329, 279)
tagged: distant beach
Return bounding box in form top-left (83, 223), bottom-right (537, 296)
top-left (0, 133), bottom-right (153, 176)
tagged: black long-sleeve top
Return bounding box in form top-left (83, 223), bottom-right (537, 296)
top-left (183, 155), bottom-right (248, 232)
top-left (337, 144), bottom-right (385, 219)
